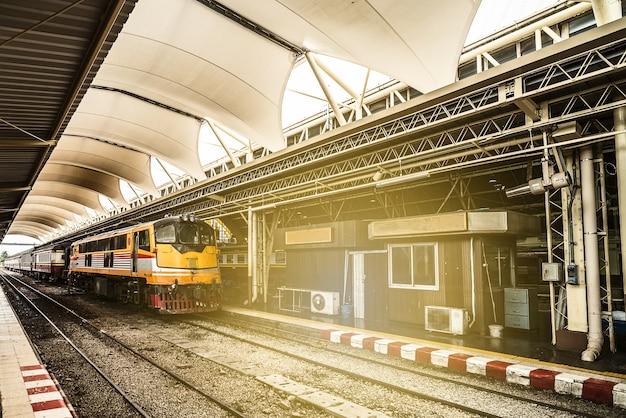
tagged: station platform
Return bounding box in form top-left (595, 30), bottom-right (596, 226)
top-left (222, 305), bottom-right (626, 410)
top-left (0, 285), bottom-right (73, 417)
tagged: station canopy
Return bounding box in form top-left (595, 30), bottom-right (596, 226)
top-left (1, 0), bottom-right (481, 241)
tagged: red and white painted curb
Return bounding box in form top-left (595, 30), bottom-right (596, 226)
top-left (21, 364), bottom-right (74, 417)
top-left (321, 329), bottom-right (626, 409)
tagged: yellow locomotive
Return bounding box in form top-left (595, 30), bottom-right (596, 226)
top-left (68, 215), bottom-right (221, 314)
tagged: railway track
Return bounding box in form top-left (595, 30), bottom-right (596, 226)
top-left (4, 270), bottom-right (623, 417)
top-left (181, 314), bottom-right (616, 418)
top-left (1, 272), bottom-right (147, 417)
top-left (0, 270), bottom-right (248, 418)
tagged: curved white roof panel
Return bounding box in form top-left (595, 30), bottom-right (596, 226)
top-left (38, 164), bottom-right (128, 208)
top-left (52, 136), bottom-right (158, 196)
top-left (21, 196), bottom-right (94, 220)
top-left (65, 88), bottom-right (206, 181)
top-left (11, 221), bottom-right (52, 240)
top-left (95, 0), bottom-right (294, 152)
top-left (29, 183), bottom-right (105, 214)
top-left (224, 0), bottom-right (481, 93)
top-left (15, 206), bottom-right (78, 227)
top-left (14, 213), bottom-right (67, 231)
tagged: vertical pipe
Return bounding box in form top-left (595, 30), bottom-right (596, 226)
top-left (247, 207), bottom-right (252, 306)
top-left (615, 107), bottom-right (626, 305)
top-left (580, 146), bottom-right (603, 361)
top-left (469, 237), bottom-right (477, 328)
top-left (251, 210), bottom-right (258, 304)
top-left (597, 150), bottom-right (615, 352)
top-left (262, 212), bottom-right (267, 304)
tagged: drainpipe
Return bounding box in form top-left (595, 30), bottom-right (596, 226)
top-left (580, 146), bottom-right (603, 361)
top-left (615, 107), bottom-right (626, 306)
top-left (246, 207), bottom-right (258, 306)
top-left (579, 1), bottom-right (622, 360)
top-left (251, 210), bottom-right (258, 305)
top-left (469, 237), bottom-right (477, 328)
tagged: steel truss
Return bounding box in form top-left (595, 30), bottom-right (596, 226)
top-left (54, 35), bottom-right (626, 241)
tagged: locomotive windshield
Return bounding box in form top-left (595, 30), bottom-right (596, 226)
top-left (155, 220), bottom-right (215, 247)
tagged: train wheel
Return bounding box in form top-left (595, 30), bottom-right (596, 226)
top-left (124, 280), bottom-right (141, 304)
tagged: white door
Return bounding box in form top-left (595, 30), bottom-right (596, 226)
top-left (351, 253), bottom-right (366, 319)
top-left (347, 250), bottom-right (387, 320)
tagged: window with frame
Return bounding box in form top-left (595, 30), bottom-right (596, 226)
top-left (389, 243), bottom-right (438, 289)
top-left (138, 230), bottom-right (151, 252)
top-left (155, 224), bottom-right (176, 243)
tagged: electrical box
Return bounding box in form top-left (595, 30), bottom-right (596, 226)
top-left (566, 264), bottom-right (578, 285)
top-left (542, 262), bottom-right (562, 282)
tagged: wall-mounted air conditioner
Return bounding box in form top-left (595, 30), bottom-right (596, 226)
top-left (311, 291), bottom-right (340, 315)
top-left (425, 306), bottom-right (469, 335)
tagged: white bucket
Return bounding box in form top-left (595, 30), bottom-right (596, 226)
top-left (489, 324), bottom-right (504, 338)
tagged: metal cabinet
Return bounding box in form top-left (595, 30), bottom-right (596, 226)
top-left (504, 288), bottom-right (538, 330)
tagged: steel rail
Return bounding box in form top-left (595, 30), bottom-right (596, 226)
top-left (0, 271), bottom-right (151, 418)
top-left (183, 314), bottom-right (605, 418)
top-left (1, 271), bottom-right (249, 418)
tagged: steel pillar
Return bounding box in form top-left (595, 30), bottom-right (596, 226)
top-left (615, 107), bottom-right (626, 305)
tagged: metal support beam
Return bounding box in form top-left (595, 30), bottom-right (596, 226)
top-left (306, 52), bottom-right (347, 126)
top-left (614, 106), bottom-right (626, 305)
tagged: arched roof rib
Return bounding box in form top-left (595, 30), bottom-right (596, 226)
top-left (6, 0), bottom-right (483, 241)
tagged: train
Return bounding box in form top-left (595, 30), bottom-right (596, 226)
top-left (3, 215), bottom-right (222, 314)
top-left (3, 243), bottom-right (67, 283)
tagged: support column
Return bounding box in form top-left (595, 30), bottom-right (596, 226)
top-left (591, 0), bottom-right (622, 25)
top-left (580, 146), bottom-right (603, 361)
top-left (615, 107), bottom-right (626, 304)
top-left (246, 207), bottom-right (258, 306)
top-left (564, 152), bottom-right (587, 333)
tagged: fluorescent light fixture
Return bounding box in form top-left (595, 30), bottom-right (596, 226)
top-left (375, 170), bottom-right (430, 188)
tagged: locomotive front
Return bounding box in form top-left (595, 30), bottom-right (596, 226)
top-left (148, 215), bottom-right (222, 313)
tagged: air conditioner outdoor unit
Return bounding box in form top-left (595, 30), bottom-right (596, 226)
top-left (425, 306), bottom-right (469, 335)
top-left (311, 291), bottom-right (340, 315)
